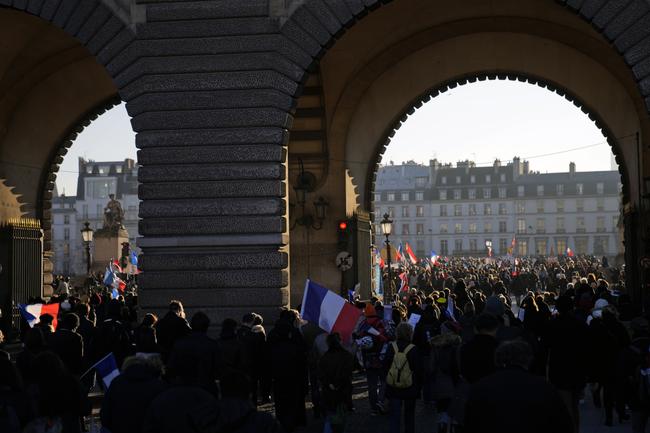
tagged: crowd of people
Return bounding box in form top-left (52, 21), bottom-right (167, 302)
top-left (0, 254), bottom-right (647, 433)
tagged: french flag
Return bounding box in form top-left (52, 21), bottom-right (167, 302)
top-left (300, 279), bottom-right (361, 343)
top-left (430, 250), bottom-right (439, 265)
top-left (93, 353), bottom-right (120, 389)
top-left (405, 243), bottom-right (418, 264)
top-left (19, 303), bottom-right (60, 329)
top-left (395, 244), bottom-right (404, 263)
top-left (399, 272), bottom-right (409, 292)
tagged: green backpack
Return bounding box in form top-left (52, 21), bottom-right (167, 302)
top-left (386, 342), bottom-right (415, 389)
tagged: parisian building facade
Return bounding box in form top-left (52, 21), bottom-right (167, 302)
top-left (373, 158), bottom-right (623, 260)
top-left (51, 158), bottom-right (140, 276)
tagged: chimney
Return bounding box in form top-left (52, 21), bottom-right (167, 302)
top-left (523, 160), bottom-right (529, 174)
top-left (428, 159), bottom-right (439, 187)
top-left (569, 162), bottom-right (576, 175)
top-left (512, 156), bottom-right (521, 180)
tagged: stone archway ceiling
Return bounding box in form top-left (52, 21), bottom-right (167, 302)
top-left (366, 73), bottom-right (631, 209)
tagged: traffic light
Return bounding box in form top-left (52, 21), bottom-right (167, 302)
top-left (337, 219), bottom-right (351, 251)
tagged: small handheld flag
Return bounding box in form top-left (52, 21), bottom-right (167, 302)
top-left (404, 242), bottom-right (418, 264)
top-left (430, 250), bottom-right (439, 265)
top-left (19, 303), bottom-right (60, 329)
top-left (92, 353), bottom-right (120, 389)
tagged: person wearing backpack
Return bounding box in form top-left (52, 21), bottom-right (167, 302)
top-left (383, 322), bottom-right (421, 433)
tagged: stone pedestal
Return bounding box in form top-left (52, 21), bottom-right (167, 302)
top-left (92, 227), bottom-right (129, 273)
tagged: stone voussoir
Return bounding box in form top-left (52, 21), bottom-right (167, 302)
top-left (138, 215), bottom-right (285, 235)
top-left (131, 107), bottom-right (293, 131)
top-left (138, 197), bottom-right (285, 218)
top-left (138, 269), bottom-right (287, 290)
top-left (135, 127), bottom-right (289, 148)
top-left (137, 145), bottom-right (285, 165)
top-left (137, 163), bottom-right (285, 183)
top-left (141, 252), bottom-right (288, 271)
top-left (138, 179), bottom-right (285, 200)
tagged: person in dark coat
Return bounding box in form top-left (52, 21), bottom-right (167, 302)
top-left (15, 328), bottom-right (46, 386)
top-left (267, 310), bottom-right (308, 432)
top-left (92, 299), bottom-right (134, 368)
top-left (383, 322), bottom-right (422, 433)
top-left (154, 300), bottom-right (191, 362)
top-left (48, 313), bottom-right (84, 375)
top-left (217, 318), bottom-right (245, 378)
top-left (135, 313), bottom-right (160, 355)
top-left (27, 351), bottom-right (90, 433)
top-left (215, 370), bottom-right (282, 433)
top-left (318, 333), bottom-right (355, 433)
top-left (237, 313), bottom-right (267, 405)
top-left (543, 295), bottom-right (589, 432)
top-left (74, 303), bottom-right (95, 351)
top-left (459, 313), bottom-right (499, 384)
top-left (100, 355), bottom-right (167, 433)
top-left (412, 305), bottom-right (438, 403)
top-left (465, 340), bottom-right (573, 433)
top-left (168, 311), bottom-right (221, 397)
top-left (0, 357), bottom-right (35, 430)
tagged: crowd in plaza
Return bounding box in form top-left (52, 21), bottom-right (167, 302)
top-left (0, 254), bottom-right (648, 433)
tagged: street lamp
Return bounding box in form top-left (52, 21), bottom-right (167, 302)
top-left (380, 213), bottom-right (394, 303)
top-left (80, 221), bottom-right (94, 275)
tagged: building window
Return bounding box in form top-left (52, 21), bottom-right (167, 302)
top-left (86, 165), bottom-right (93, 174)
top-left (387, 207), bottom-right (394, 218)
top-left (401, 192), bottom-right (409, 201)
top-left (484, 204), bottom-right (492, 215)
top-left (537, 185), bottom-right (544, 196)
top-left (576, 183), bottom-right (584, 195)
top-left (469, 239), bottom-right (477, 252)
top-left (455, 223), bottom-right (462, 233)
top-left (96, 204), bottom-right (103, 217)
top-left (498, 187), bottom-right (507, 198)
top-left (416, 206), bottom-right (424, 217)
top-left (440, 205), bottom-right (447, 216)
top-left (440, 223), bottom-right (448, 234)
top-left (556, 217), bottom-right (565, 233)
top-left (485, 174), bottom-right (491, 183)
top-left (517, 218), bottom-right (527, 234)
top-left (556, 184), bottom-right (564, 196)
top-left (64, 228), bottom-right (70, 240)
top-left (576, 199), bottom-right (584, 212)
top-left (441, 176), bottom-right (447, 185)
top-left (82, 204), bottom-right (88, 219)
top-left (516, 201), bottom-right (525, 214)
top-left (416, 224), bottom-right (424, 235)
top-left (556, 200), bottom-right (564, 213)
top-left (483, 188), bottom-right (491, 199)
top-left (64, 215), bottom-right (70, 225)
top-left (440, 240), bottom-right (449, 255)
top-left (500, 173), bottom-right (506, 182)
top-left (536, 239), bottom-right (547, 255)
top-left (468, 189), bottom-right (476, 200)
top-left (402, 224), bottom-right (410, 235)
top-left (469, 204), bottom-right (477, 216)
top-left (536, 218), bottom-right (545, 233)
top-left (597, 198), bottom-right (605, 211)
top-left (439, 190), bottom-right (447, 200)
top-left (613, 215), bottom-right (619, 231)
top-left (374, 193), bottom-right (381, 202)
top-left (470, 175), bottom-right (476, 184)
top-left (517, 240), bottom-right (528, 256)
top-left (456, 176), bottom-right (461, 184)
top-left (498, 203), bottom-right (507, 215)
top-left (556, 239), bottom-right (567, 255)
top-left (401, 206), bottom-right (409, 217)
top-left (576, 216), bottom-right (586, 233)
top-left (499, 221), bottom-right (507, 233)
top-left (455, 239), bottom-right (463, 252)
top-left (416, 240), bottom-right (425, 255)
top-left (537, 200), bottom-right (544, 213)
top-left (575, 237), bottom-right (588, 254)
top-left (597, 182), bottom-right (604, 194)
top-left (454, 204), bottom-right (462, 216)
top-left (454, 189), bottom-right (461, 200)
top-left (596, 216), bottom-right (606, 232)
top-left (499, 238), bottom-right (508, 254)
top-left (517, 185), bottom-right (525, 197)
top-left (469, 223), bottom-right (477, 233)
top-left (484, 222), bottom-right (492, 233)
top-left (415, 191), bottom-right (424, 201)
top-left (387, 192), bottom-right (395, 201)
top-left (415, 177), bottom-right (427, 187)
top-left (594, 236), bottom-right (609, 254)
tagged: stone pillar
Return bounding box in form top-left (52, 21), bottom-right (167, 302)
top-left (127, 1), bottom-right (301, 324)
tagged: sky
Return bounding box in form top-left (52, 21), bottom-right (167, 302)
top-left (56, 80), bottom-right (616, 194)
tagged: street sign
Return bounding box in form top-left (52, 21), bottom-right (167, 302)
top-left (336, 251), bottom-right (353, 271)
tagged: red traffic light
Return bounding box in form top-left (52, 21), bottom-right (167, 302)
top-left (338, 221), bottom-right (348, 230)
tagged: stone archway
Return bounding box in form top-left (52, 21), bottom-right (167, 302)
top-left (283, 0), bottom-right (650, 303)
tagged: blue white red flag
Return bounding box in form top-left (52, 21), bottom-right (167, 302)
top-left (399, 272), bottom-right (409, 292)
top-left (567, 247), bottom-right (574, 257)
top-left (405, 243), bottom-right (418, 264)
top-left (300, 279), bottom-right (361, 343)
top-left (430, 250), bottom-right (439, 265)
top-left (396, 243), bottom-right (404, 263)
top-left (19, 303), bottom-right (60, 329)
top-left (93, 353), bottom-right (120, 389)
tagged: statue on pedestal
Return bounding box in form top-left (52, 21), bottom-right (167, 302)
top-left (103, 194), bottom-right (125, 231)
